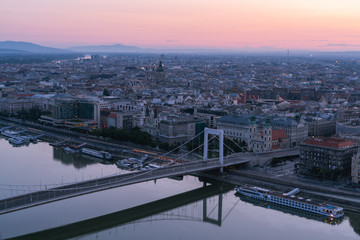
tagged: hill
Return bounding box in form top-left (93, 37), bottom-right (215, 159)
top-left (0, 41), bottom-right (72, 54)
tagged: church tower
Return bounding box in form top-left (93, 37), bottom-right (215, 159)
top-left (248, 115), bottom-right (256, 151)
top-left (264, 117), bottom-right (272, 151)
top-left (150, 60), bottom-right (166, 87)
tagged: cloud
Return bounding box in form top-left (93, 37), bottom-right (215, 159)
top-left (305, 39), bottom-right (328, 42)
top-left (326, 43), bottom-right (360, 47)
top-left (166, 40), bottom-right (178, 43)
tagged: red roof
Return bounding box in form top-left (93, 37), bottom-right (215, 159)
top-left (304, 138), bottom-right (355, 149)
top-left (272, 129), bottom-right (288, 140)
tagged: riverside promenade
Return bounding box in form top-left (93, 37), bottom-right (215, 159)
top-left (197, 168), bottom-right (360, 213)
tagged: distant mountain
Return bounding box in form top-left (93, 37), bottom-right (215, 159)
top-left (68, 44), bottom-right (142, 53)
top-left (0, 48), bottom-right (28, 54)
top-left (0, 41), bottom-right (73, 54)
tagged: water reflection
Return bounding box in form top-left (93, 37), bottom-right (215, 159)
top-left (235, 193), bottom-right (344, 225)
top-left (348, 212), bottom-right (360, 236)
top-left (52, 147), bottom-right (98, 169)
top-left (8, 178), bottom-right (360, 240)
top-left (10, 181), bottom-right (232, 240)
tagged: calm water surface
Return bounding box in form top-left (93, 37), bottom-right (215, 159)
top-left (0, 137), bottom-right (359, 240)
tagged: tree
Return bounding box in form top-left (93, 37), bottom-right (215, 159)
top-left (0, 109), bottom-right (9, 117)
top-left (90, 126), bottom-right (156, 147)
top-left (103, 88), bottom-right (110, 96)
top-left (159, 142), bottom-right (170, 151)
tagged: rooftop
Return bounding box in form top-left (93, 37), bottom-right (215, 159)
top-left (303, 137), bottom-right (356, 149)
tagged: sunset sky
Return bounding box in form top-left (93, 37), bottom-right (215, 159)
top-left (1, 0), bottom-right (360, 51)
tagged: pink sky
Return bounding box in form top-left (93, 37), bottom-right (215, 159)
top-left (1, 0), bottom-right (360, 51)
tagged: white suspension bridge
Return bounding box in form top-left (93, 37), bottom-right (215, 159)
top-left (0, 128), bottom-right (298, 215)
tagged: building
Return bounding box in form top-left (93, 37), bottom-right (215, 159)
top-left (158, 116), bottom-right (195, 145)
top-left (271, 117), bottom-right (308, 148)
top-left (100, 110), bottom-right (133, 129)
top-left (351, 151), bottom-right (360, 184)
top-left (217, 115), bottom-right (291, 152)
top-left (0, 98), bottom-right (34, 115)
top-left (337, 120), bottom-right (360, 137)
top-left (150, 61), bottom-right (166, 87)
top-left (250, 118), bottom-right (272, 153)
top-left (299, 137), bottom-right (358, 178)
top-left (194, 111), bottom-right (219, 128)
top-left (217, 115), bottom-right (253, 146)
top-left (308, 119), bottom-right (336, 137)
top-left (51, 99), bottom-right (94, 120)
top-left (39, 98), bottom-right (97, 127)
top-left (272, 129), bottom-right (290, 150)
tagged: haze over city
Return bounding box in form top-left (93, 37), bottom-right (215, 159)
top-left (1, 0), bottom-right (360, 51)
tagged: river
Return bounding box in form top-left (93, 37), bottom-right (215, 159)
top-left (0, 136), bottom-right (359, 240)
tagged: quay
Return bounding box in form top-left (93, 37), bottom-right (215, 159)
top-left (196, 169), bottom-right (360, 213)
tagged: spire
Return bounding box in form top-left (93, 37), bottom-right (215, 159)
top-left (157, 61), bottom-right (164, 72)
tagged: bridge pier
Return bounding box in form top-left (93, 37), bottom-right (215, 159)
top-left (203, 128), bottom-right (224, 174)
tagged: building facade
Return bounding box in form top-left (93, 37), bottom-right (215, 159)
top-left (158, 116), bottom-right (195, 145)
top-left (299, 138), bottom-right (358, 178)
top-left (217, 115), bottom-right (290, 152)
top-left (352, 151), bottom-right (360, 184)
top-left (308, 119), bottom-right (336, 137)
top-left (51, 99), bottom-right (95, 120)
top-left (217, 115), bottom-right (253, 145)
top-left (0, 98), bottom-right (34, 115)
top-left (271, 117), bottom-right (308, 148)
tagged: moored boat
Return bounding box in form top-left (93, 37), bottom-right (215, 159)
top-left (81, 148), bottom-right (112, 160)
top-left (9, 137), bottom-right (24, 145)
top-left (235, 193), bottom-right (343, 225)
top-left (64, 146), bottom-right (77, 154)
top-left (235, 185), bottom-right (344, 218)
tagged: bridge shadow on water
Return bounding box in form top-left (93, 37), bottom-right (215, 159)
top-left (9, 180), bottom-right (233, 240)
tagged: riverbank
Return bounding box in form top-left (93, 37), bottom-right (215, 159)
top-left (196, 169), bottom-right (360, 213)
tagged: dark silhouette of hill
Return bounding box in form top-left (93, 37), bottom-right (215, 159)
top-left (0, 41), bottom-right (72, 54)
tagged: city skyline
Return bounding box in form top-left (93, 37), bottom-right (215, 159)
top-left (1, 0), bottom-right (360, 51)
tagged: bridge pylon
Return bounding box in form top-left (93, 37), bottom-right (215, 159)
top-left (203, 128), bottom-right (224, 173)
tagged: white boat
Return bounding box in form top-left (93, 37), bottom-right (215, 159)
top-left (21, 136), bottom-right (31, 143)
top-left (235, 185), bottom-right (344, 218)
top-left (2, 130), bottom-right (18, 138)
top-left (9, 137), bottom-right (24, 145)
top-left (148, 163), bottom-right (161, 169)
top-left (64, 147), bottom-right (77, 154)
top-left (116, 159), bottom-right (132, 169)
top-left (100, 151), bottom-right (112, 160)
top-left (81, 148), bottom-right (112, 160)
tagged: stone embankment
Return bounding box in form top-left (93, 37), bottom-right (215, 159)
top-left (196, 169), bottom-right (360, 213)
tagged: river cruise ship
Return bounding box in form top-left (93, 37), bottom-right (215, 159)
top-left (235, 185), bottom-right (344, 218)
top-left (81, 148), bottom-right (112, 160)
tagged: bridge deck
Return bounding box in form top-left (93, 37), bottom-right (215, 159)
top-left (0, 157), bottom-right (248, 215)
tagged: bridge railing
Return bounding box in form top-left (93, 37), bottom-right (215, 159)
top-left (0, 155), bottom-right (249, 214)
